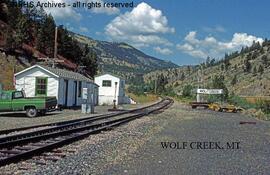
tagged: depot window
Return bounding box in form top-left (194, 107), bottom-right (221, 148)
top-left (36, 77), bottom-right (47, 96)
top-left (102, 80), bottom-right (111, 87)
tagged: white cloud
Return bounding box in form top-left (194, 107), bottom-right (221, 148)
top-left (177, 31), bottom-right (263, 59)
top-left (105, 2), bottom-right (174, 47)
top-left (79, 26), bottom-right (89, 33)
top-left (154, 47), bottom-right (173, 55)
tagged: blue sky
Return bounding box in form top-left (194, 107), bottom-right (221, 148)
top-left (42, 0), bottom-right (270, 65)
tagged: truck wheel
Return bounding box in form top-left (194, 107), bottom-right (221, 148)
top-left (26, 107), bottom-right (37, 118)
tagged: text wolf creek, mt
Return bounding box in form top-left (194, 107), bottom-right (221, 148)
top-left (11, 0), bottom-right (134, 9)
top-left (161, 141), bottom-right (240, 150)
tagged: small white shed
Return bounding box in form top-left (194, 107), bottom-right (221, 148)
top-left (94, 73), bottom-right (127, 105)
top-left (15, 65), bottom-right (99, 107)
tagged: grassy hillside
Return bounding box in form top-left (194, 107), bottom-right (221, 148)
top-left (144, 41), bottom-right (270, 97)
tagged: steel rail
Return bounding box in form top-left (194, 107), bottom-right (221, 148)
top-left (0, 99), bottom-right (166, 145)
top-left (0, 98), bottom-right (164, 135)
top-left (0, 98), bottom-right (173, 166)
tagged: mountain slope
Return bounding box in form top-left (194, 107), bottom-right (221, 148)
top-left (144, 41), bottom-right (270, 96)
top-left (73, 33), bottom-right (178, 81)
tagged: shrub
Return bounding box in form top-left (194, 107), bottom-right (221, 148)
top-left (228, 96), bottom-right (256, 109)
top-left (256, 100), bottom-right (270, 114)
top-left (182, 84), bottom-right (193, 97)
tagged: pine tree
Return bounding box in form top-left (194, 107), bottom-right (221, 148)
top-left (210, 58), bottom-right (215, 66)
top-left (253, 66), bottom-right (257, 76)
top-left (15, 13), bottom-right (32, 45)
top-left (258, 65), bottom-right (264, 75)
top-left (37, 14), bottom-right (55, 57)
top-left (261, 55), bottom-right (269, 67)
top-left (231, 74), bottom-right (237, 85)
top-left (180, 72), bottom-right (185, 81)
top-left (224, 58), bottom-right (230, 71)
top-left (221, 64), bottom-right (224, 71)
top-left (243, 58), bottom-right (252, 72)
top-left (80, 44), bottom-right (98, 77)
top-left (212, 75), bottom-right (228, 100)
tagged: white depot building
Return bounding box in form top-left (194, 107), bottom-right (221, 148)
top-left (15, 65), bottom-right (99, 107)
top-left (94, 73), bottom-right (134, 105)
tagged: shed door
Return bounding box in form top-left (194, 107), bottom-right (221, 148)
top-left (73, 81), bottom-right (77, 106)
top-left (63, 80), bottom-right (68, 107)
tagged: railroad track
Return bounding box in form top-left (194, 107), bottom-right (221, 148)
top-left (0, 98), bottom-right (173, 166)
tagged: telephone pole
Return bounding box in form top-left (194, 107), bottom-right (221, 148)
top-left (154, 78), bottom-right (157, 94)
top-left (53, 27), bottom-right (58, 68)
top-left (38, 27), bottom-right (64, 67)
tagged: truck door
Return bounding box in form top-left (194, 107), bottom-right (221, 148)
top-left (0, 92), bottom-right (12, 111)
top-left (11, 91), bottom-right (25, 111)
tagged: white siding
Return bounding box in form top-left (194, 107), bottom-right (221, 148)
top-left (94, 74), bottom-right (126, 105)
top-left (47, 77), bottom-right (58, 97)
top-left (58, 78), bottom-right (65, 105)
top-left (15, 67), bottom-right (59, 98)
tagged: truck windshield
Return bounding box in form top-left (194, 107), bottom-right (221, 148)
top-left (13, 91), bottom-right (24, 99)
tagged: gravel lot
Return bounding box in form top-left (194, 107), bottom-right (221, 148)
top-left (0, 101), bottom-right (269, 174)
top-left (106, 102), bottom-right (270, 175)
top-left (0, 102), bottom-right (154, 131)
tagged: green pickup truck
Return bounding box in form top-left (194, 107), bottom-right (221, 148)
top-left (0, 90), bottom-right (57, 117)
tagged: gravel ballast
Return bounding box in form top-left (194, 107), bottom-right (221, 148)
top-left (0, 103), bottom-right (153, 131)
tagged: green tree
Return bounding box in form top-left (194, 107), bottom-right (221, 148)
top-left (220, 64), bottom-right (224, 71)
top-left (180, 72), bottom-right (185, 81)
top-left (231, 74), bottom-right (237, 85)
top-left (210, 58), bottom-right (215, 66)
top-left (253, 66), bottom-right (257, 76)
top-left (80, 44), bottom-right (98, 77)
top-left (224, 58), bottom-right (230, 71)
top-left (243, 58), bottom-right (252, 72)
top-left (212, 75), bottom-right (229, 100)
top-left (15, 13), bottom-right (32, 45)
top-left (261, 55), bottom-right (269, 67)
top-left (58, 26), bottom-right (83, 63)
top-left (37, 14), bottom-right (55, 57)
top-left (182, 84), bottom-right (193, 97)
top-left (156, 73), bottom-right (168, 93)
top-left (258, 65), bottom-right (264, 75)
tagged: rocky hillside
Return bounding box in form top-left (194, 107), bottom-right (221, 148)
top-left (144, 40), bottom-right (270, 96)
top-left (73, 33), bottom-right (178, 81)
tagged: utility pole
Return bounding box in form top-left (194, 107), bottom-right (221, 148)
top-left (196, 68), bottom-right (200, 102)
top-left (154, 78), bottom-right (157, 94)
top-left (53, 27), bottom-right (58, 68)
top-left (38, 27), bottom-right (64, 67)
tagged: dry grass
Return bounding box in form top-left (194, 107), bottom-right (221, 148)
top-left (0, 53), bottom-right (26, 90)
top-left (126, 93), bottom-right (159, 104)
top-left (241, 96), bottom-right (270, 104)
